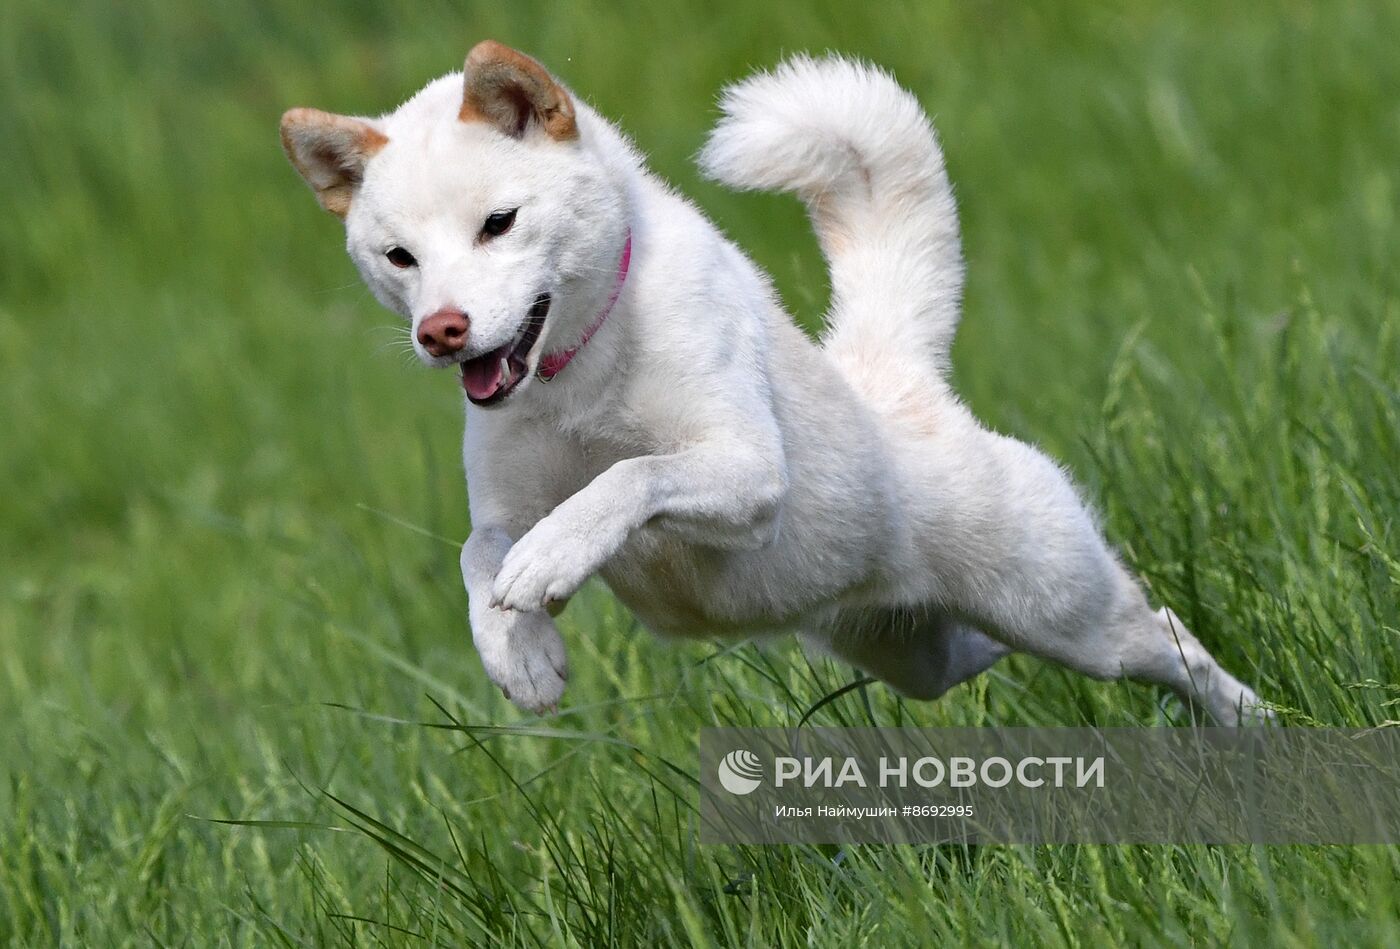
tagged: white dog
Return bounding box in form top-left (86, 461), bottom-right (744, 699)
top-left (281, 41), bottom-right (1266, 723)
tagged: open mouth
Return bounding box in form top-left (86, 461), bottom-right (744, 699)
top-left (459, 294), bottom-right (550, 406)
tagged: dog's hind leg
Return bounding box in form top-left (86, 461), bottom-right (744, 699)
top-left (1120, 597), bottom-right (1270, 726)
top-left (804, 608), bottom-right (1010, 701)
top-left (985, 561), bottom-right (1268, 725)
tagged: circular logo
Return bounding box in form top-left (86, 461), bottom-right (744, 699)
top-left (717, 749), bottom-right (764, 795)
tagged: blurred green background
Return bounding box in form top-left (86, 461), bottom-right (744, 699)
top-left (2, 0), bottom-right (1398, 944)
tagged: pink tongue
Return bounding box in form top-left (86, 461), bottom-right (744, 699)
top-left (461, 351), bottom-right (508, 401)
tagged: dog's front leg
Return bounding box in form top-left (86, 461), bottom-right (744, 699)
top-left (461, 525), bottom-right (568, 712)
top-left (491, 445), bottom-right (785, 613)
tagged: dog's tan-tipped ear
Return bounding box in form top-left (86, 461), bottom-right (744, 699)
top-left (459, 40), bottom-right (577, 142)
top-left (279, 108), bottom-right (388, 218)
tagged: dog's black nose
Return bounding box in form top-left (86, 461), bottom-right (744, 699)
top-left (418, 309), bottom-right (470, 357)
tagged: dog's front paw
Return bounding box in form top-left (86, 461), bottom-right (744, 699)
top-left (470, 605), bottom-right (568, 713)
top-left (490, 521), bottom-right (601, 613)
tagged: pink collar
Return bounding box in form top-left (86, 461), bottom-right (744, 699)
top-left (536, 232), bottom-right (632, 382)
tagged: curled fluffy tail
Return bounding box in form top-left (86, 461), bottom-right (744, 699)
top-left (700, 56), bottom-right (963, 377)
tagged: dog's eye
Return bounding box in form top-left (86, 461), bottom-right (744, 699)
top-left (481, 208), bottom-right (517, 239)
top-left (386, 247), bottom-right (417, 268)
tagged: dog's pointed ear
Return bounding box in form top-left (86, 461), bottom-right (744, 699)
top-left (459, 40), bottom-right (577, 142)
top-left (279, 108), bottom-right (388, 218)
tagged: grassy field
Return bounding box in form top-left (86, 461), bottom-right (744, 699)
top-left (3, 0), bottom-right (1399, 944)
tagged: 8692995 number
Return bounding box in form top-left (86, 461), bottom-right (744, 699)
top-left (902, 804), bottom-right (974, 818)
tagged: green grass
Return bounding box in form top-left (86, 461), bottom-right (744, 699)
top-left (3, 0), bottom-right (1399, 944)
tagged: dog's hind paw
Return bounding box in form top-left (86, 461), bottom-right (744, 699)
top-left (1214, 685), bottom-right (1275, 727)
top-left (1237, 693), bottom-right (1276, 727)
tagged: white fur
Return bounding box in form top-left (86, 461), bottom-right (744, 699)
top-left (290, 52), bottom-right (1268, 722)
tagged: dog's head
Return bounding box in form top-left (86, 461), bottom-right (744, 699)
top-left (281, 41), bottom-right (629, 406)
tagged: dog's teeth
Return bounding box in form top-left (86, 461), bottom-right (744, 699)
top-left (499, 355), bottom-right (510, 380)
